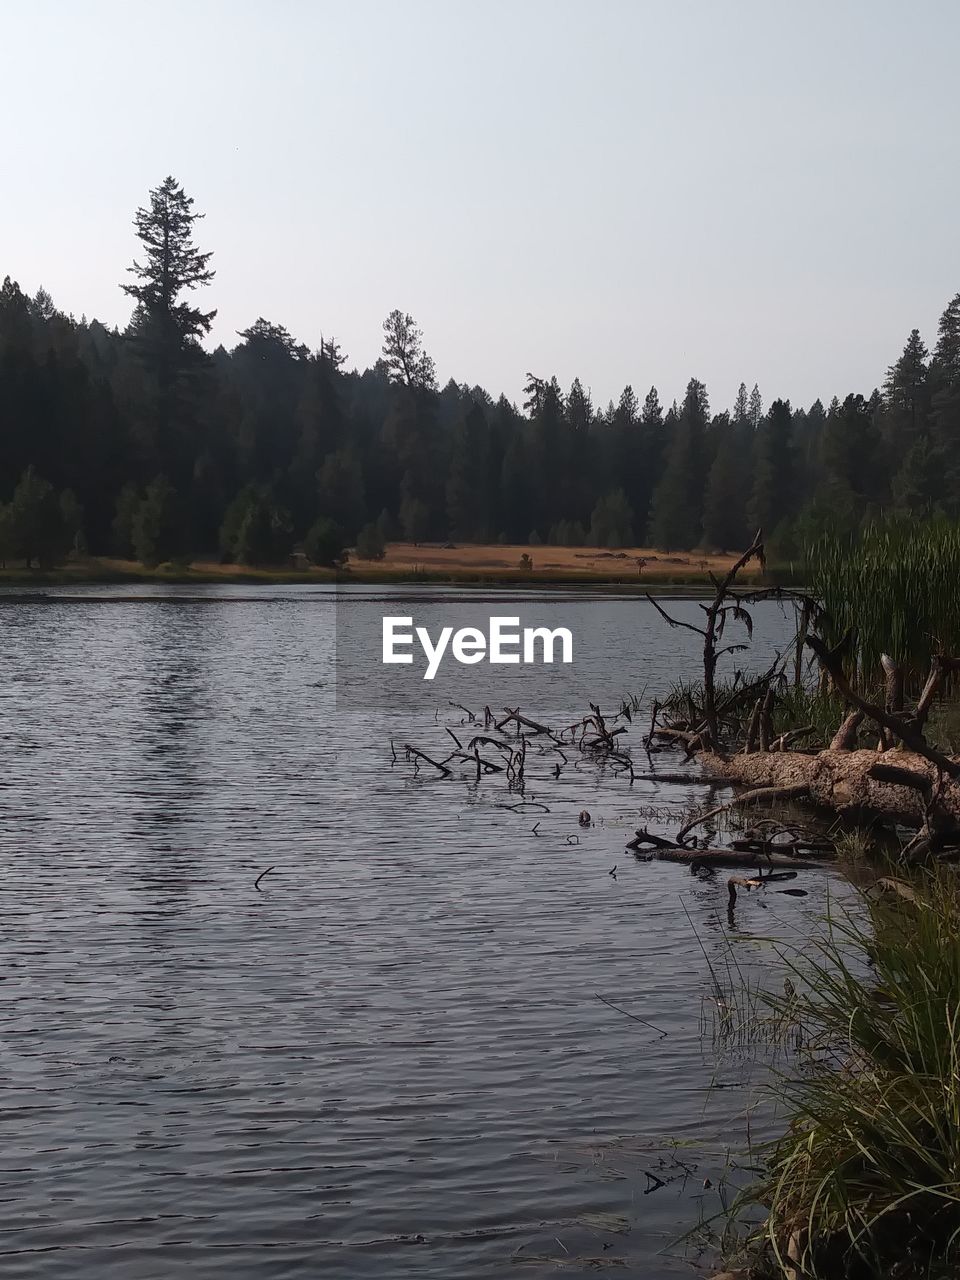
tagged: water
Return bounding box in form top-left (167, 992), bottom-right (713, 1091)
top-left (0, 585), bottom-right (851, 1278)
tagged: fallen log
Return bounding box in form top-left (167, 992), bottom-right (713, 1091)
top-left (652, 846), bottom-right (830, 869)
top-left (626, 826), bottom-right (832, 869)
top-left (696, 747), bottom-right (960, 830)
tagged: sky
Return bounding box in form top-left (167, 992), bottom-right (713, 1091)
top-left (2, 0), bottom-right (958, 413)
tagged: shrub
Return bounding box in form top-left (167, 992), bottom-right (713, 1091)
top-left (304, 517), bottom-right (345, 567)
top-left (355, 522), bottom-right (385, 560)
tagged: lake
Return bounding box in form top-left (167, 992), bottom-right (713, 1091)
top-left (0, 584), bottom-right (852, 1278)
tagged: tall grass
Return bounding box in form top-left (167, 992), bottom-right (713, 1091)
top-left (740, 871), bottom-right (960, 1279)
top-left (808, 518), bottom-right (960, 681)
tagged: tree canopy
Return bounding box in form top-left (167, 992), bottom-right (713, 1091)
top-left (1, 178), bottom-right (959, 567)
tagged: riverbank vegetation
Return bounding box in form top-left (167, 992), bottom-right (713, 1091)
top-left (642, 526), bottom-right (960, 1279)
top-left (727, 871), bottom-right (960, 1280)
top-left (2, 177), bottom-right (960, 574)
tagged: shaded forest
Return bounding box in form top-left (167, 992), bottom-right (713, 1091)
top-left (1, 176), bottom-right (959, 568)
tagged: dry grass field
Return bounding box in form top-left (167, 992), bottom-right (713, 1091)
top-left (352, 541), bottom-right (744, 580)
top-left (0, 544), bottom-right (756, 586)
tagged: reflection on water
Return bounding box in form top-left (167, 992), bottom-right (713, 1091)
top-left (0, 586), bottom-right (852, 1279)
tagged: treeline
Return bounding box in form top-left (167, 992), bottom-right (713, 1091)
top-left (1, 176), bottom-right (959, 568)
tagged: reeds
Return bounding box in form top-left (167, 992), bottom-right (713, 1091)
top-left (807, 518), bottom-right (960, 683)
top-left (739, 870), bottom-right (960, 1278)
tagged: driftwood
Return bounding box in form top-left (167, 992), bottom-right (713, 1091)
top-left (657, 847), bottom-right (829, 869)
top-left (626, 826), bottom-right (831, 869)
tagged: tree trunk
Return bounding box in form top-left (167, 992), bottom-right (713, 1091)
top-left (698, 746), bottom-right (960, 829)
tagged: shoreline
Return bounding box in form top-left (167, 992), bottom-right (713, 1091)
top-left (0, 560), bottom-right (791, 592)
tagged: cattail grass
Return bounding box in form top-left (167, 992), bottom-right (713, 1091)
top-left (807, 518), bottom-right (960, 685)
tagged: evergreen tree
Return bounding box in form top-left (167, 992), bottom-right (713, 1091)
top-left (732, 382), bottom-right (750, 427)
top-left (590, 489), bottom-right (634, 547)
top-left (121, 178), bottom-right (215, 478)
top-left (648, 379), bottom-right (710, 549)
top-left (381, 311), bottom-right (436, 390)
top-left (819, 393), bottom-right (882, 513)
top-left (446, 402), bottom-right (489, 539)
top-left (399, 494), bottom-right (429, 542)
top-left (317, 448), bottom-right (366, 537)
top-left (0, 503), bottom-right (12, 567)
top-left (750, 398), bottom-right (794, 535)
top-left (930, 294), bottom-right (960, 507)
top-left (933, 293), bottom-right (960, 380)
top-left (499, 429), bottom-right (532, 542)
top-left (112, 484), bottom-right (141, 557)
top-left (883, 328), bottom-right (929, 447)
top-left (892, 437), bottom-right (941, 516)
top-left (235, 496), bottom-right (275, 566)
top-left (566, 377), bottom-right (592, 434)
top-left (748, 383), bottom-right (763, 429)
top-left (703, 413), bottom-right (749, 550)
top-left (122, 177), bottom-right (215, 350)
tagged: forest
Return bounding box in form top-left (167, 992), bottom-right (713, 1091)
top-left (1, 175), bottom-right (959, 568)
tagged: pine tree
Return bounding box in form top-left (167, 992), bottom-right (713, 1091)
top-left (703, 413), bottom-right (749, 550)
top-left (748, 384), bottom-right (763, 429)
top-left (819, 394), bottom-right (882, 512)
top-left (642, 386), bottom-right (663, 429)
top-left (891, 437), bottom-right (941, 516)
top-left (589, 489), bottom-right (634, 548)
top-left (399, 494), bottom-right (429, 542)
top-left (235, 496), bottom-right (276, 566)
top-left (0, 503), bottom-right (12, 568)
top-left (933, 293), bottom-right (960, 380)
top-left (381, 311), bottom-right (436, 390)
top-left (930, 294), bottom-right (960, 507)
top-left (121, 178), bottom-right (216, 491)
top-left (648, 379), bottom-right (710, 549)
top-left (750, 399), bottom-right (794, 535)
top-left (112, 484), bottom-right (141, 557)
top-left (317, 448), bottom-right (366, 537)
top-left (499, 432), bottom-right (531, 541)
top-left (733, 382), bottom-right (750, 427)
top-left (122, 176), bottom-right (215, 389)
top-left (566, 377), bottom-right (592, 434)
top-left (446, 402), bottom-right (489, 539)
top-left (883, 328), bottom-right (929, 446)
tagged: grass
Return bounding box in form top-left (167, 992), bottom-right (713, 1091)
top-left (354, 540), bottom-right (751, 581)
top-left (0, 544), bottom-right (776, 588)
top-left (807, 518), bottom-right (960, 683)
top-left (659, 674), bottom-right (847, 749)
top-left (734, 869), bottom-right (960, 1279)
top-left (770, 683), bottom-right (845, 748)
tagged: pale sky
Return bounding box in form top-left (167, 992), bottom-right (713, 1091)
top-left (3, 0), bottom-right (958, 412)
